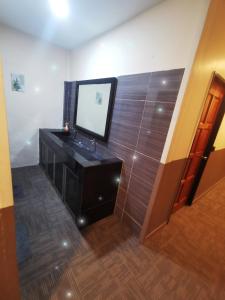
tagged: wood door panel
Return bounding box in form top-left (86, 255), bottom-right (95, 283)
top-left (206, 97), bottom-right (221, 124)
top-left (186, 156), bottom-right (202, 177)
top-left (201, 94), bottom-right (213, 122)
top-left (195, 129), bottom-right (212, 152)
top-left (173, 75), bottom-right (225, 211)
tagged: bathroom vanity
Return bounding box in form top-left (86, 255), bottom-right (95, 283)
top-left (39, 129), bottom-right (122, 227)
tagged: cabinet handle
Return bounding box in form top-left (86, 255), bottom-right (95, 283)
top-left (98, 195), bottom-right (103, 201)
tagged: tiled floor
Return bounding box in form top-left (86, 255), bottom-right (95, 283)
top-left (13, 166), bottom-right (225, 299)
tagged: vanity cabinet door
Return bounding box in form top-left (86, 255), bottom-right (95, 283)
top-left (40, 140), bottom-right (48, 172)
top-left (54, 153), bottom-right (64, 196)
top-left (83, 164), bottom-right (120, 210)
top-left (64, 167), bottom-right (80, 216)
top-left (47, 147), bottom-right (54, 181)
top-left (39, 140), bottom-right (44, 167)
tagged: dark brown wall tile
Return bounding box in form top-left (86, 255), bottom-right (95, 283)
top-left (141, 101), bottom-right (175, 134)
top-left (109, 122), bottom-right (139, 149)
top-left (108, 70), bottom-right (184, 231)
top-left (107, 141), bottom-right (134, 171)
top-left (117, 73), bottom-right (150, 84)
top-left (122, 212), bottom-right (141, 236)
top-left (112, 100), bottom-right (145, 127)
top-left (131, 152), bottom-right (160, 186)
top-left (147, 69), bottom-right (185, 102)
top-left (127, 175), bottom-right (153, 207)
top-left (119, 167), bottom-right (131, 191)
top-left (116, 187), bottom-right (127, 210)
top-left (137, 128), bottom-right (167, 160)
top-left (114, 205), bottom-right (123, 219)
top-left (116, 73), bottom-right (151, 101)
top-left (125, 196), bottom-right (146, 226)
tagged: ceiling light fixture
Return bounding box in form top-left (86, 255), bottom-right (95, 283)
top-left (49, 0), bottom-right (69, 19)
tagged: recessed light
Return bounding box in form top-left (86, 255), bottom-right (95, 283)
top-left (162, 80), bottom-right (167, 86)
top-left (49, 0), bottom-right (69, 19)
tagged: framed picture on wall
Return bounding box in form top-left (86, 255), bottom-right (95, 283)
top-left (11, 73), bottom-right (25, 92)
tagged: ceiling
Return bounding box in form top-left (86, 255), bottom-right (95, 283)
top-left (0, 0), bottom-right (163, 49)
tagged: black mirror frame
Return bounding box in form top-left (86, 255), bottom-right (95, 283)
top-left (74, 77), bottom-right (117, 142)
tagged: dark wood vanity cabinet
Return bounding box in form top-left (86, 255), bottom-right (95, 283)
top-left (39, 129), bottom-right (122, 227)
top-left (47, 147), bottom-right (54, 181)
top-left (54, 152), bottom-right (64, 196)
top-left (64, 166), bottom-right (80, 215)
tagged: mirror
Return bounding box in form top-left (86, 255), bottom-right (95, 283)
top-left (74, 77), bottom-right (117, 141)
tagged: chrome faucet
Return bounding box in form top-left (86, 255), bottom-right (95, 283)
top-left (90, 138), bottom-right (96, 152)
top-left (69, 125), bottom-right (77, 139)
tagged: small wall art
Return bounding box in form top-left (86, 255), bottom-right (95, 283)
top-left (11, 73), bottom-right (25, 92)
top-left (95, 91), bottom-right (103, 105)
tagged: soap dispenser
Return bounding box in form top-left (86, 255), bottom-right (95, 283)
top-left (64, 122), bottom-right (69, 132)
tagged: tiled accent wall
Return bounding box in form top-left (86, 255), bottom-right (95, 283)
top-left (63, 81), bottom-right (77, 127)
top-left (63, 69), bottom-right (184, 234)
top-left (108, 69), bottom-right (184, 234)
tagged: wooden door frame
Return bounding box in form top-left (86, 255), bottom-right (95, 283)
top-left (186, 73), bottom-right (225, 205)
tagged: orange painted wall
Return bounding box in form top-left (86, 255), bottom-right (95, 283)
top-left (142, 0), bottom-right (225, 239)
top-left (166, 0), bottom-right (225, 163)
top-left (0, 61), bottom-right (20, 299)
top-left (0, 60), bottom-right (14, 209)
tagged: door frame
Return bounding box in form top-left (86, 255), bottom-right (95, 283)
top-left (187, 91), bottom-right (225, 205)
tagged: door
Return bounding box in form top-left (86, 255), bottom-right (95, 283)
top-left (173, 74), bottom-right (225, 212)
top-left (40, 141), bottom-right (48, 172)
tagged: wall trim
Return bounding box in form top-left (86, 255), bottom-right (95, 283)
top-left (144, 221), bottom-right (167, 241)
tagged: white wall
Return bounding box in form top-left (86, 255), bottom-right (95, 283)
top-left (0, 0), bottom-right (210, 168)
top-left (70, 0), bottom-right (210, 80)
top-left (0, 25), bottom-right (69, 168)
top-left (70, 0), bottom-right (210, 164)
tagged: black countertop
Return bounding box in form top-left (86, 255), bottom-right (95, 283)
top-left (39, 129), bottom-right (121, 167)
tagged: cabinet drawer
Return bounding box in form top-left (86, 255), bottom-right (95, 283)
top-left (83, 201), bottom-right (115, 226)
top-left (64, 159), bottom-right (81, 176)
top-left (82, 165), bottom-right (119, 210)
top-left (84, 193), bottom-right (114, 210)
top-left (54, 153), bottom-right (64, 195)
top-left (64, 166), bottom-right (81, 215)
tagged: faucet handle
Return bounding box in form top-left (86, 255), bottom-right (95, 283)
top-left (90, 138), bottom-right (96, 152)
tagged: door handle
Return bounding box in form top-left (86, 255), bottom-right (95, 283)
top-left (202, 156), bottom-right (208, 160)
